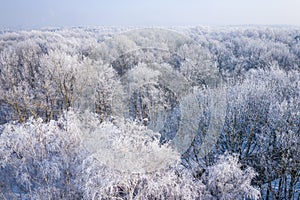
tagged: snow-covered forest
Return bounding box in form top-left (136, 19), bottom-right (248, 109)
top-left (0, 26), bottom-right (299, 199)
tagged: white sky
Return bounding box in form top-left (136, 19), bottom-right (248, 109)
top-left (1, 0), bottom-right (300, 29)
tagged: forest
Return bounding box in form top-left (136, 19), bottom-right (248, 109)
top-left (0, 26), bottom-right (299, 199)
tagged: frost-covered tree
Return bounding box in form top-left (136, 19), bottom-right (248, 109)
top-left (0, 111), bottom-right (86, 199)
top-left (212, 67), bottom-right (300, 199)
top-left (205, 154), bottom-right (260, 200)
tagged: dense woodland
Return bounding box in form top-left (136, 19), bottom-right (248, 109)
top-left (0, 26), bottom-right (299, 199)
